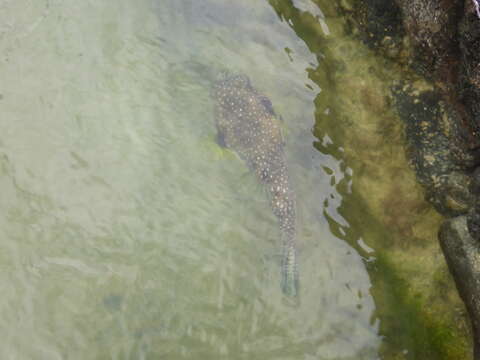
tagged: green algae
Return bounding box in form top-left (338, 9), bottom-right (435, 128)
top-left (371, 253), bottom-right (470, 360)
top-left (267, 0), bottom-right (473, 357)
top-left (346, 191), bottom-right (470, 358)
top-left (329, 50), bottom-right (471, 360)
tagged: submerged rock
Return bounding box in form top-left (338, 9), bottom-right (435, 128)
top-left (439, 216), bottom-right (480, 358)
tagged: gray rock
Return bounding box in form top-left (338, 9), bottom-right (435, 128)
top-left (439, 216), bottom-right (480, 357)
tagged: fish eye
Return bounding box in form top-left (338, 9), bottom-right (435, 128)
top-left (232, 74), bottom-right (250, 88)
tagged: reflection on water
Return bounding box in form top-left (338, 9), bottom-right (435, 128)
top-left (0, 0), bottom-right (466, 359)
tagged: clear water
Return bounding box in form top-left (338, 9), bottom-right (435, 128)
top-left (0, 0), bottom-right (455, 359)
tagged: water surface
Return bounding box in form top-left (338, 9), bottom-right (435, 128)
top-left (0, 0), bottom-right (456, 359)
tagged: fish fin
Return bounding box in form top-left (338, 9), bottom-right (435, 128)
top-left (262, 252), bottom-right (283, 266)
top-left (231, 172), bottom-right (267, 202)
top-left (259, 95), bottom-right (276, 117)
top-left (216, 130), bottom-right (227, 148)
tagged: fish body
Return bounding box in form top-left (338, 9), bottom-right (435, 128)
top-left (212, 74), bottom-right (298, 296)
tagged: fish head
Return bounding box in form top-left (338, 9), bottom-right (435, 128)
top-left (213, 73), bottom-right (251, 95)
top-left (226, 74), bottom-right (251, 89)
top-left (212, 73), bottom-right (254, 116)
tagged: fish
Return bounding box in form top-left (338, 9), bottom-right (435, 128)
top-left (212, 73), bottom-right (299, 297)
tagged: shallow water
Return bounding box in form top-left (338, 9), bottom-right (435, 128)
top-left (0, 0), bottom-right (464, 359)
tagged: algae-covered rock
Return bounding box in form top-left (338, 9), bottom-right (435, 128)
top-left (392, 84), bottom-right (475, 216)
top-left (269, 0), bottom-right (472, 357)
top-left (316, 26), bottom-right (471, 360)
top-left (342, 0), bottom-right (480, 356)
top-left (442, 172), bottom-right (473, 214)
top-left (468, 169), bottom-right (480, 239)
top-left (439, 216), bottom-right (480, 358)
top-left (458, 2), bottom-right (480, 141)
top-left (393, 0), bottom-right (462, 87)
top-left (343, 0), bottom-right (404, 59)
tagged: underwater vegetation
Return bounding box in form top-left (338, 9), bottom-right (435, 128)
top-left (266, 0), bottom-right (473, 357)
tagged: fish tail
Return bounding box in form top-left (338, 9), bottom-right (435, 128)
top-left (281, 244), bottom-right (298, 297)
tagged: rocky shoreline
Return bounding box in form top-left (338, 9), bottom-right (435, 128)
top-left (345, 0), bottom-right (480, 357)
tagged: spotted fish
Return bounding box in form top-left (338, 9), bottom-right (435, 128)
top-left (212, 74), bottom-right (298, 297)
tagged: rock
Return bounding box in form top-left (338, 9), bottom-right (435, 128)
top-left (467, 169), bottom-right (480, 240)
top-left (458, 3), bottom-right (480, 141)
top-left (439, 171), bottom-right (473, 214)
top-left (468, 200), bottom-right (480, 241)
top-left (346, 0), bottom-right (404, 58)
top-left (392, 85), bottom-right (475, 216)
top-left (439, 216), bottom-right (480, 358)
top-left (394, 0), bottom-right (462, 84)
